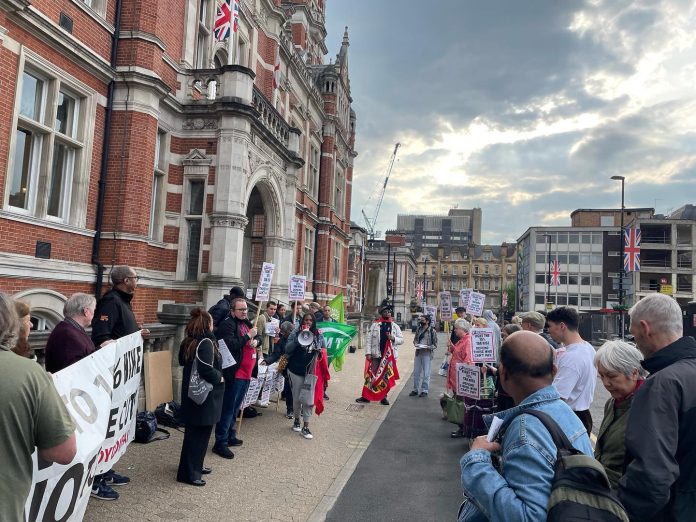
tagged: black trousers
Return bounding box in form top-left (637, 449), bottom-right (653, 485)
top-left (177, 424), bottom-right (213, 482)
top-left (283, 371), bottom-right (293, 413)
top-left (574, 409), bottom-right (593, 436)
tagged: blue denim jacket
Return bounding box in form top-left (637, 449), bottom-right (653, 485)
top-left (458, 385), bottom-right (593, 522)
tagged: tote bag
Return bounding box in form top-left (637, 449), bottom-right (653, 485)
top-left (188, 339), bottom-right (214, 405)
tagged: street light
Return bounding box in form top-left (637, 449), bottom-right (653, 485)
top-left (423, 257), bottom-right (428, 306)
top-left (611, 175), bottom-right (626, 339)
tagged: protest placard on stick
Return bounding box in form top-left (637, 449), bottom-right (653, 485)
top-left (471, 328), bottom-right (496, 363)
top-left (457, 363), bottom-right (481, 399)
top-left (466, 291), bottom-right (486, 316)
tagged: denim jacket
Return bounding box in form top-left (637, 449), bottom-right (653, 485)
top-left (458, 385), bottom-right (592, 522)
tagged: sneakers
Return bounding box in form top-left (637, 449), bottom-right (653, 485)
top-left (301, 426), bottom-right (313, 439)
top-left (419, 392), bottom-right (428, 398)
top-left (212, 444), bottom-right (235, 459)
top-left (91, 482), bottom-right (119, 501)
top-left (286, 411), bottom-right (294, 419)
top-left (292, 419), bottom-right (301, 432)
top-left (103, 470), bottom-right (130, 486)
top-left (409, 390), bottom-right (418, 396)
top-left (355, 397), bottom-right (370, 403)
top-left (380, 398), bottom-right (390, 405)
top-left (227, 437), bottom-right (243, 447)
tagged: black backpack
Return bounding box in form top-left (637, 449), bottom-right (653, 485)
top-left (155, 401), bottom-right (185, 429)
top-left (499, 408), bottom-right (629, 522)
top-left (134, 411), bottom-right (170, 443)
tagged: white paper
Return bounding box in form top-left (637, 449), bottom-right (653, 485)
top-left (266, 318), bottom-right (279, 335)
top-left (218, 339), bottom-right (237, 369)
top-left (486, 416), bottom-right (505, 442)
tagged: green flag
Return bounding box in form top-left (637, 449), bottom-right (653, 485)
top-left (328, 293), bottom-right (345, 323)
top-left (317, 321), bottom-right (356, 371)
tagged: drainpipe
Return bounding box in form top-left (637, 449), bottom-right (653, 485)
top-left (92, 0), bottom-right (123, 298)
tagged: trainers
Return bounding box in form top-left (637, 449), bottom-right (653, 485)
top-left (355, 397), bottom-right (370, 403)
top-left (292, 419), bottom-right (301, 432)
top-left (91, 482), bottom-right (119, 501)
top-left (212, 444), bottom-right (235, 459)
top-left (409, 390), bottom-right (418, 396)
top-left (286, 411), bottom-right (294, 419)
top-left (380, 398), bottom-right (390, 406)
top-left (103, 471), bottom-right (130, 486)
top-left (301, 426), bottom-right (313, 439)
top-left (419, 392), bottom-right (428, 398)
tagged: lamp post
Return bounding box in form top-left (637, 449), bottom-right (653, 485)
top-left (541, 233), bottom-right (551, 311)
top-left (423, 258), bottom-right (428, 306)
top-left (611, 175), bottom-right (626, 339)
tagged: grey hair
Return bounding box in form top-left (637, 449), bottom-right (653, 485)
top-left (110, 265), bottom-right (133, 285)
top-left (0, 292), bottom-right (20, 352)
top-left (454, 319), bottom-right (471, 332)
top-left (629, 293), bottom-right (683, 338)
top-left (594, 340), bottom-right (647, 377)
top-left (64, 293), bottom-right (96, 318)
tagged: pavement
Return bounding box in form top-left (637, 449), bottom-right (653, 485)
top-left (84, 331), bottom-right (420, 522)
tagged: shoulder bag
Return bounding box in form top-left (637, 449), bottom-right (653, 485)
top-left (188, 338), bottom-right (214, 405)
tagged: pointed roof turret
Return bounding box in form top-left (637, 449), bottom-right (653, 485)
top-left (337, 26), bottom-right (350, 81)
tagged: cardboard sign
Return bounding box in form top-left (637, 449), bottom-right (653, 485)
top-left (471, 328), bottom-right (496, 363)
top-left (255, 262), bottom-right (275, 301)
top-left (439, 292), bottom-right (453, 321)
top-left (288, 275), bottom-right (306, 301)
top-left (456, 363), bottom-right (480, 399)
top-left (466, 291), bottom-right (486, 316)
top-left (460, 288), bottom-right (472, 309)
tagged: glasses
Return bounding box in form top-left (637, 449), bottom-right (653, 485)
top-left (235, 308), bottom-right (248, 312)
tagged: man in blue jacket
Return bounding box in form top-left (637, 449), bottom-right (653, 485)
top-left (458, 331), bottom-right (592, 521)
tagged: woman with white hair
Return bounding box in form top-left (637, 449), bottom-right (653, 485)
top-left (593, 340), bottom-right (647, 488)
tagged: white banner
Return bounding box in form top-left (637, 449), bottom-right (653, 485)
top-left (466, 291), bottom-right (486, 317)
top-left (456, 363), bottom-right (480, 399)
top-left (471, 328), bottom-right (496, 363)
top-left (439, 292), bottom-right (452, 321)
top-left (25, 332), bottom-right (143, 522)
top-left (255, 262), bottom-right (275, 302)
top-left (288, 275), bottom-right (306, 301)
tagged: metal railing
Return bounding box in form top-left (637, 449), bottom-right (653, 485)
top-left (640, 259), bottom-right (671, 268)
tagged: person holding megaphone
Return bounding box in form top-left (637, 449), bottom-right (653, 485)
top-left (285, 313), bottom-right (327, 439)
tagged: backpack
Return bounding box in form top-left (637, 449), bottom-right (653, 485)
top-left (134, 411), bottom-right (170, 443)
top-left (499, 408), bottom-right (629, 522)
top-left (155, 401), bottom-right (185, 429)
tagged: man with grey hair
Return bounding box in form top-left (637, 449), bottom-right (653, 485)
top-left (45, 293), bottom-right (97, 373)
top-left (519, 311), bottom-right (559, 349)
top-left (619, 293), bottom-right (696, 521)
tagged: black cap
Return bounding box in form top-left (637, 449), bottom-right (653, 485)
top-left (230, 286), bottom-right (245, 298)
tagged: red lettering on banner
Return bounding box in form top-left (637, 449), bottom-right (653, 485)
top-left (97, 433), bottom-right (130, 464)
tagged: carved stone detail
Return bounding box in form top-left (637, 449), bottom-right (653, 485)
top-left (265, 237), bottom-right (295, 250)
top-left (209, 214), bottom-right (248, 230)
top-left (183, 118), bottom-right (218, 130)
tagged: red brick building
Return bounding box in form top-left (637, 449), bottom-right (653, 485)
top-left (0, 0), bottom-right (356, 328)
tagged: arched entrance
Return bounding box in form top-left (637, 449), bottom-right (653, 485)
top-left (242, 186), bottom-right (266, 288)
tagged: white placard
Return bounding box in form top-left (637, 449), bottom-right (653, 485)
top-left (486, 416), bottom-right (505, 442)
top-left (466, 291), bottom-right (486, 316)
top-left (424, 305), bottom-right (438, 325)
top-left (459, 288), bottom-right (472, 310)
top-left (265, 318), bottom-right (279, 336)
top-left (457, 363), bottom-right (481, 399)
top-left (242, 378), bottom-right (261, 408)
top-left (471, 328), bottom-right (496, 362)
top-left (439, 292), bottom-right (453, 321)
top-left (255, 262), bottom-right (275, 302)
top-left (288, 275), bottom-right (306, 301)
top-left (217, 339), bottom-right (237, 369)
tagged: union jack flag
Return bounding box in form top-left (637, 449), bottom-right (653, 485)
top-left (551, 259), bottom-right (561, 286)
top-left (624, 228), bottom-right (641, 272)
top-left (416, 280), bottom-right (424, 300)
top-left (502, 292), bottom-right (508, 307)
top-left (214, 0), bottom-right (239, 42)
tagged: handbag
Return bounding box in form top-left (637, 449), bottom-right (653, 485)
top-left (134, 411), bottom-right (170, 443)
top-left (187, 339), bottom-right (214, 405)
top-left (446, 395), bottom-right (465, 425)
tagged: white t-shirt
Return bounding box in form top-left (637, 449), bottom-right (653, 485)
top-left (552, 340), bottom-right (596, 411)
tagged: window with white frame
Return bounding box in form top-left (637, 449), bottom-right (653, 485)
top-left (333, 241), bottom-right (342, 284)
top-left (185, 180), bottom-right (205, 280)
top-left (150, 130), bottom-right (168, 240)
top-left (7, 64), bottom-right (92, 225)
top-left (195, 0), bottom-right (212, 68)
top-left (334, 165), bottom-right (344, 216)
top-left (308, 145), bottom-right (319, 199)
top-left (304, 228), bottom-right (314, 279)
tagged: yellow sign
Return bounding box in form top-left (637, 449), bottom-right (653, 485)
top-left (546, 302), bottom-right (554, 311)
top-left (660, 284), bottom-right (673, 295)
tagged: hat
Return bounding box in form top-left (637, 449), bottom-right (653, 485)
top-left (519, 311), bottom-right (546, 330)
top-left (379, 303), bottom-right (392, 313)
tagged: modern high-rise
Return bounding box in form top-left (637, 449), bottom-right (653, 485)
top-left (396, 208), bottom-right (482, 258)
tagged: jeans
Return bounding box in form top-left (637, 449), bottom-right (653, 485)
top-left (412, 349), bottom-right (433, 393)
top-left (214, 379), bottom-right (250, 445)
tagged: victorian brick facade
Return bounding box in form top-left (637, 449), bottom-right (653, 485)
top-left (0, 0), bottom-right (356, 327)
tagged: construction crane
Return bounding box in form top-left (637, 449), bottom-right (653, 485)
top-left (362, 142), bottom-right (400, 241)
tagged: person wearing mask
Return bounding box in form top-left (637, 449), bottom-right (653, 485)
top-left (45, 293), bottom-right (96, 373)
top-left (410, 314), bottom-right (437, 397)
top-left (177, 308), bottom-right (224, 486)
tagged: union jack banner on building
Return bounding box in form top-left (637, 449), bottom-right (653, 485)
top-left (502, 292), bottom-right (508, 307)
top-left (551, 259), bottom-right (561, 286)
top-left (624, 228), bottom-right (641, 272)
top-left (214, 0), bottom-right (239, 42)
top-left (416, 280), bottom-right (424, 300)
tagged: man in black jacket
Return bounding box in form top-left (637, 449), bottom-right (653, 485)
top-left (208, 286), bottom-right (245, 330)
top-left (213, 298), bottom-right (261, 458)
top-left (619, 293), bottom-right (696, 521)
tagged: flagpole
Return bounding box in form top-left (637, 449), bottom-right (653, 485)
top-left (227, 0), bottom-right (237, 65)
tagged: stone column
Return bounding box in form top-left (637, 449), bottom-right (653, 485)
top-left (158, 303), bottom-right (200, 401)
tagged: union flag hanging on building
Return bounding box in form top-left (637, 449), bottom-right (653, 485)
top-left (214, 0), bottom-right (239, 42)
top-left (551, 258), bottom-right (561, 286)
top-left (416, 280), bottom-right (424, 300)
top-left (624, 228), bottom-right (641, 272)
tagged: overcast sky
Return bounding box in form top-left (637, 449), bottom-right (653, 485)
top-left (325, 0), bottom-right (696, 244)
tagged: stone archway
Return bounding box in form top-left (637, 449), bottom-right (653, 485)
top-left (13, 289), bottom-right (66, 330)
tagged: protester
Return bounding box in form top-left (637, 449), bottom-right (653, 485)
top-left (264, 321), bottom-right (295, 418)
top-left (592, 340), bottom-right (646, 489)
top-left (177, 308), bottom-right (224, 487)
top-left (285, 301), bottom-right (303, 328)
top-left (209, 286), bottom-right (246, 329)
top-left (90, 265), bottom-right (141, 499)
top-left (309, 301), bottom-right (322, 322)
top-left (285, 313), bottom-right (327, 439)
top-left (213, 298), bottom-right (261, 457)
top-left (618, 293), bottom-right (696, 521)
top-left (11, 300), bottom-right (34, 358)
top-left (410, 314), bottom-right (437, 397)
top-left (482, 309), bottom-right (501, 353)
top-left (0, 292), bottom-right (77, 521)
top-left (356, 303), bottom-right (403, 405)
top-left (275, 303), bottom-right (287, 322)
top-left (546, 306), bottom-right (596, 435)
top-left (501, 323), bottom-right (522, 340)
top-left (256, 300), bottom-right (278, 358)
top-left (518, 310), bottom-right (559, 349)
top-left (45, 293), bottom-right (96, 373)
top-left (491, 323), bottom-right (522, 412)
top-left (458, 331), bottom-right (592, 521)
top-left (321, 304), bottom-right (336, 322)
